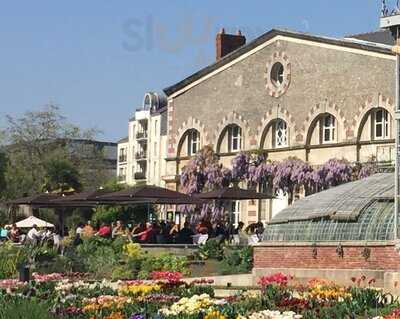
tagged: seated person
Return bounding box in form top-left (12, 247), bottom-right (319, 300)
top-left (131, 223), bottom-right (155, 243)
top-left (0, 225), bottom-right (9, 241)
top-left (9, 224), bottom-right (21, 243)
top-left (82, 221), bottom-right (95, 237)
top-left (112, 220), bottom-right (125, 238)
top-left (177, 222), bottom-right (194, 244)
top-left (95, 223), bottom-right (112, 238)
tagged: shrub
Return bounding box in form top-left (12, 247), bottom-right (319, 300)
top-left (0, 243), bottom-right (28, 279)
top-left (34, 255), bottom-right (72, 274)
top-left (123, 243), bottom-right (143, 259)
top-left (138, 254), bottom-right (189, 279)
top-left (85, 246), bottom-right (118, 278)
top-left (197, 240), bottom-right (224, 260)
top-left (0, 294), bottom-right (55, 319)
top-left (220, 246), bottom-right (253, 275)
top-left (111, 265), bottom-right (135, 281)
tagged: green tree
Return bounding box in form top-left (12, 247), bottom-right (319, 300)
top-left (0, 151), bottom-right (6, 196)
top-left (2, 104), bottom-right (108, 199)
top-left (42, 157), bottom-right (82, 193)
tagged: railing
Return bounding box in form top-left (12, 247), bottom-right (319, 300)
top-left (136, 131), bottom-right (148, 139)
top-left (135, 152), bottom-right (147, 160)
top-left (381, 0), bottom-right (400, 17)
top-left (134, 172), bottom-right (146, 180)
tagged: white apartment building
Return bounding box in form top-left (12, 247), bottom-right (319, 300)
top-left (117, 92), bottom-right (168, 187)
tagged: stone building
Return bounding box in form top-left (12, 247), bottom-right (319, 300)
top-left (117, 92), bottom-right (168, 187)
top-left (162, 28), bottom-right (396, 225)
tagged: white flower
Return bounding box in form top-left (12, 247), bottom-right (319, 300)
top-left (249, 310), bottom-right (302, 319)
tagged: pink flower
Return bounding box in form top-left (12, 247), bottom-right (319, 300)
top-left (32, 272), bottom-right (65, 282)
top-left (258, 273), bottom-right (292, 287)
top-left (0, 279), bottom-right (26, 289)
top-left (191, 278), bottom-right (214, 285)
top-left (150, 271), bottom-right (183, 284)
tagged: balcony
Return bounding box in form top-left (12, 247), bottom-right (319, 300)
top-left (118, 155), bottom-right (127, 163)
top-left (136, 131), bottom-right (148, 140)
top-left (135, 152), bottom-right (147, 160)
top-left (380, 2), bottom-right (400, 29)
top-left (134, 172), bottom-right (146, 180)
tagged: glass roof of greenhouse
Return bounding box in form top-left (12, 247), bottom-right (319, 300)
top-left (263, 173), bottom-right (395, 242)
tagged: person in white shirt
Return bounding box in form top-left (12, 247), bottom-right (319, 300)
top-left (42, 227), bottom-right (53, 239)
top-left (76, 223), bottom-right (84, 236)
top-left (27, 224), bottom-right (41, 246)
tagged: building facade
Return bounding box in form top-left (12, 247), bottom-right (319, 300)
top-left (162, 28), bottom-right (396, 226)
top-left (117, 92), bottom-right (168, 187)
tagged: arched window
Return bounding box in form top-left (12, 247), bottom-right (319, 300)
top-left (373, 108), bottom-right (390, 140)
top-left (227, 125), bottom-right (242, 152)
top-left (177, 129), bottom-right (201, 157)
top-left (321, 114), bottom-right (336, 144)
top-left (187, 129), bottom-right (200, 156)
top-left (274, 119), bottom-right (288, 148)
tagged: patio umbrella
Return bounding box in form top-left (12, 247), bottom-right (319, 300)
top-left (15, 216), bottom-right (54, 228)
top-left (96, 185), bottom-right (202, 204)
top-left (194, 187), bottom-right (274, 200)
top-left (95, 197), bottom-right (206, 205)
top-left (8, 193), bottom-right (62, 206)
top-left (49, 189), bottom-right (112, 206)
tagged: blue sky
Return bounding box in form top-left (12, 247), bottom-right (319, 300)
top-left (0, 0), bottom-right (385, 141)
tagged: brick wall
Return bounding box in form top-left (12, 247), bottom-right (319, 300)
top-left (254, 244), bottom-right (400, 271)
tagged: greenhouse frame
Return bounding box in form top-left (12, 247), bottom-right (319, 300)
top-left (263, 173), bottom-right (395, 242)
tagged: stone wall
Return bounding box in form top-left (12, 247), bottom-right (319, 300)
top-left (167, 36), bottom-right (395, 161)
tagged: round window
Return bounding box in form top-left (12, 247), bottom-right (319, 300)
top-left (265, 52), bottom-right (291, 98)
top-left (270, 62), bottom-right (284, 87)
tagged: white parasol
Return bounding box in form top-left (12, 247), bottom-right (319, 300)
top-left (14, 216), bottom-right (55, 228)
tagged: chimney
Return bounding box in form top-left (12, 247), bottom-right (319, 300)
top-left (216, 28), bottom-right (246, 61)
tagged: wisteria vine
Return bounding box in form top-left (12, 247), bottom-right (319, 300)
top-left (179, 147), bottom-right (378, 221)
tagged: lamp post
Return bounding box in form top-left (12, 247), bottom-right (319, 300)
top-left (380, 2), bottom-right (400, 240)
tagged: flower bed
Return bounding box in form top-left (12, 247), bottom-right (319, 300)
top-left (0, 272), bottom-right (399, 318)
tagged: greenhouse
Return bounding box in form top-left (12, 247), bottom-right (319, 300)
top-left (263, 173), bottom-right (395, 242)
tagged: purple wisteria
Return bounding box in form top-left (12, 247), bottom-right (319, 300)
top-left (313, 158), bottom-right (353, 190)
top-left (358, 161), bottom-right (378, 179)
top-left (179, 146), bottom-right (232, 221)
top-left (231, 152), bottom-right (251, 182)
top-left (272, 158), bottom-right (314, 203)
top-left (179, 146), bottom-right (378, 221)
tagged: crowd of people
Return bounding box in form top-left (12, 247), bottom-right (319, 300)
top-left (69, 219), bottom-right (264, 246)
top-left (0, 219), bottom-right (265, 249)
top-left (0, 223), bottom-right (63, 249)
